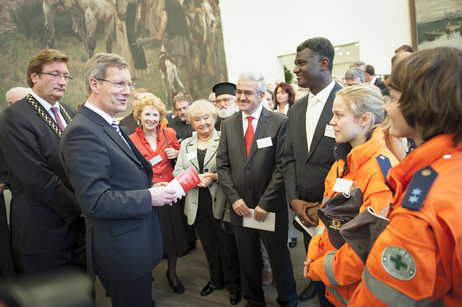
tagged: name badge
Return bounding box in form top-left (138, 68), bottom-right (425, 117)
top-left (332, 178), bottom-right (354, 194)
top-left (324, 125), bottom-right (335, 138)
top-left (257, 137), bottom-right (273, 149)
top-left (187, 151), bottom-right (197, 160)
top-left (150, 155), bottom-right (162, 166)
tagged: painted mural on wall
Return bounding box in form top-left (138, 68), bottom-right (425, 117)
top-left (413, 0), bottom-right (462, 50)
top-left (0, 0), bottom-right (228, 112)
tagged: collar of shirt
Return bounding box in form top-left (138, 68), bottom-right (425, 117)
top-left (30, 90), bottom-right (58, 111)
top-left (84, 102), bottom-right (114, 126)
top-left (242, 104), bottom-right (263, 122)
top-left (308, 79), bottom-right (336, 106)
top-left (370, 76), bottom-right (377, 85)
top-left (277, 103), bottom-right (289, 115)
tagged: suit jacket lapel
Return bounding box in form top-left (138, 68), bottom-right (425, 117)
top-left (307, 83), bottom-right (340, 160)
top-left (80, 106), bottom-right (143, 168)
top-left (121, 128), bottom-right (153, 181)
top-left (25, 93), bottom-right (63, 138)
top-left (247, 108), bottom-right (270, 162)
top-left (203, 130), bottom-right (220, 169)
top-left (57, 103), bottom-right (73, 124)
top-left (294, 97), bottom-right (309, 156)
top-left (233, 112), bottom-right (247, 161)
top-left (185, 136), bottom-right (199, 171)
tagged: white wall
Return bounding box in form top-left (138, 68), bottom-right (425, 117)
top-left (219, 0), bottom-right (413, 84)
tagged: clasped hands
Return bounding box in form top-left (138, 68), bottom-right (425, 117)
top-left (232, 199), bottom-right (267, 222)
top-left (197, 172), bottom-right (216, 188)
top-left (290, 199), bottom-right (321, 227)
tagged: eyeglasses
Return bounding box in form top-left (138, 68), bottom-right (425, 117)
top-left (234, 90), bottom-right (260, 97)
top-left (39, 72), bottom-right (73, 81)
top-left (96, 79), bottom-right (136, 90)
top-left (216, 97), bottom-right (234, 104)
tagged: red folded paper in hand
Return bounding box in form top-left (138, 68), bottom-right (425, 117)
top-left (167, 166), bottom-right (201, 198)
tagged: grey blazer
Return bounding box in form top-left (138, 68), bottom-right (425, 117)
top-left (173, 129), bottom-right (226, 225)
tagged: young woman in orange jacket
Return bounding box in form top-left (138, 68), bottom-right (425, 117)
top-left (349, 47), bottom-right (462, 306)
top-left (304, 84), bottom-right (405, 306)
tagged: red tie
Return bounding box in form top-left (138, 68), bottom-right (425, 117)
top-left (245, 116), bottom-right (254, 156)
top-left (51, 107), bottom-right (65, 131)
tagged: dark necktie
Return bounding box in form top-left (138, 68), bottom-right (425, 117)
top-left (51, 107), bottom-right (65, 131)
top-left (245, 116), bottom-right (254, 157)
top-left (111, 119), bottom-right (121, 135)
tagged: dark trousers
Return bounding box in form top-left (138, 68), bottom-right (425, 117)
top-left (20, 236), bottom-right (86, 275)
top-left (99, 271), bottom-right (153, 307)
top-left (194, 209), bottom-right (240, 294)
top-left (0, 195), bottom-right (15, 279)
top-left (234, 225), bottom-right (298, 307)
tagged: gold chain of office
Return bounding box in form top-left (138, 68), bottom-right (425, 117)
top-left (26, 93), bottom-right (72, 138)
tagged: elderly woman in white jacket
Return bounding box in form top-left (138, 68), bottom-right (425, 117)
top-left (173, 99), bottom-right (242, 305)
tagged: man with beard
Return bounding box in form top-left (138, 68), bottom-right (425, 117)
top-left (167, 94), bottom-right (193, 143)
top-left (213, 82), bottom-right (237, 131)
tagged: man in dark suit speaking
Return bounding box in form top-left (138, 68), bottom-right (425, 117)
top-left (217, 72), bottom-right (298, 307)
top-left (59, 53), bottom-right (177, 307)
top-left (283, 37), bottom-right (341, 306)
top-left (0, 49), bottom-right (85, 275)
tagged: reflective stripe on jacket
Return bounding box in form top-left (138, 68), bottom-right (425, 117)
top-left (349, 134), bottom-right (462, 306)
top-left (307, 128), bottom-right (399, 306)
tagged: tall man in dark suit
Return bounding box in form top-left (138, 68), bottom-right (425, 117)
top-left (284, 37), bottom-right (342, 306)
top-left (217, 72), bottom-right (298, 307)
top-left (59, 53), bottom-right (178, 307)
top-left (0, 49), bottom-right (85, 275)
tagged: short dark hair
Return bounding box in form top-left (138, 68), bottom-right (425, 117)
top-left (84, 53), bottom-right (127, 97)
top-left (365, 64), bottom-right (375, 75)
top-left (394, 44), bottom-right (414, 54)
top-left (389, 47), bottom-right (462, 146)
top-left (27, 49), bottom-right (69, 88)
top-left (296, 37), bottom-right (334, 72)
top-left (173, 94), bottom-right (193, 110)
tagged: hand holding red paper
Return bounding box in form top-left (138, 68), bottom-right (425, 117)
top-left (166, 166), bottom-right (201, 199)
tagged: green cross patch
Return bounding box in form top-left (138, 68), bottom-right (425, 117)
top-left (381, 246), bottom-right (416, 281)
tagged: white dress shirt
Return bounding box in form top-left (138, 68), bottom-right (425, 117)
top-left (243, 104), bottom-right (263, 135)
top-left (305, 80), bottom-right (336, 152)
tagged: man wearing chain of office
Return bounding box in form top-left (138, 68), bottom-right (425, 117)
top-left (0, 49), bottom-right (85, 275)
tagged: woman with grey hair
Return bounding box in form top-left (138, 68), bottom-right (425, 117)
top-left (173, 99), bottom-right (242, 305)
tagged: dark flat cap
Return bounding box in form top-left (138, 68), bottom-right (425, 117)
top-left (213, 82), bottom-right (236, 97)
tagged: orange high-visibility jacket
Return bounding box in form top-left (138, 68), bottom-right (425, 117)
top-left (349, 134), bottom-right (462, 306)
top-left (307, 128), bottom-right (399, 306)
